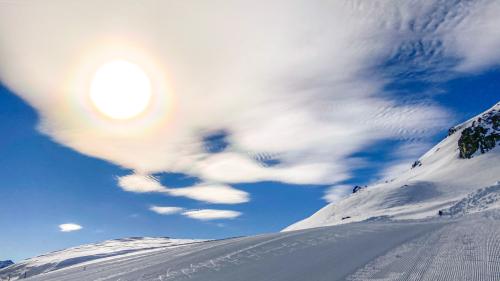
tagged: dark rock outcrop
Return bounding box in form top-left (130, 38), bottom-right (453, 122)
top-left (448, 127), bottom-right (457, 136)
top-left (352, 185), bottom-right (364, 193)
top-left (458, 107), bottom-right (499, 159)
top-left (0, 260), bottom-right (14, 269)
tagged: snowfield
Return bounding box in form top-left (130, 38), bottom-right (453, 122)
top-left (1, 213), bottom-right (500, 281)
top-left (0, 237), bottom-right (202, 280)
top-left (439, 182), bottom-right (500, 217)
top-left (348, 212), bottom-right (500, 281)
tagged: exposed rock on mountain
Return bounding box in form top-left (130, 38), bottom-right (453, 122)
top-left (285, 102), bottom-right (500, 231)
top-left (0, 260), bottom-right (13, 269)
top-left (457, 107), bottom-right (499, 158)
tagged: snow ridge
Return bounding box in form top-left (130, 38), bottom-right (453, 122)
top-left (285, 102), bottom-right (500, 231)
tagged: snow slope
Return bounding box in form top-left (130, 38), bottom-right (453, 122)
top-left (1, 213), bottom-right (499, 281)
top-left (439, 182), bottom-right (500, 217)
top-left (284, 102), bottom-right (500, 231)
top-left (0, 237), bottom-right (201, 280)
top-left (347, 212), bottom-right (500, 281)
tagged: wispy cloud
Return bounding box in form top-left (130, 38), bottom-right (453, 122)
top-left (168, 183), bottom-right (249, 204)
top-left (117, 174), bottom-right (249, 204)
top-left (1, 1), bottom-right (498, 198)
top-left (148, 205), bottom-right (241, 221)
top-left (149, 205), bottom-right (184, 215)
top-left (118, 174), bottom-right (165, 193)
top-left (181, 209), bottom-right (241, 221)
top-left (59, 223), bottom-right (82, 232)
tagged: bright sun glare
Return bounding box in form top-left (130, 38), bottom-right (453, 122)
top-left (90, 60), bottom-right (152, 120)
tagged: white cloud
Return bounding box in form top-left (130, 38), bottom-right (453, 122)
top-left (182, 209), bottom-right (241, 221)
top-left (196, 152), bottom-right (349, 185)
top-left (168, 183), bottom-right (249, 204)
top-left (443, 0), bottom-right (500, 72)
top-left (149, 205), bottom-right (184, 215)
top-left (148, 206), bottom-right (241, 221)
top-left (0, 1), bottom-right (497, 192)
top-left (59, 223), bottom-right (83, 232)
top-left (117, 173), bottom-right (249, 204)
top-left (323, 185), bottom-right (352, 204)
top-left (118, 174), bottom-right (165, 193)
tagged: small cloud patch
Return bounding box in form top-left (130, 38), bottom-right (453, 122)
top-left (148, 205), bottom-right (241, 221)
top-left (118, 174), bottom-right (166, 193)
top-left (168, 184), bottom-right (249, 204)
top-left (59, 223), bottom-right (82, 232)
top-left (182, 209), bottom-right (241, 221)
top-left (149, 205), bottom-right (184, 215)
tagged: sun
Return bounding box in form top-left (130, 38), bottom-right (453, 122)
top-left (90, 60), bottom-right (152, 120)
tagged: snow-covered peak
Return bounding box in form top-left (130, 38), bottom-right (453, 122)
top-left (284, 102), bottom-right (500, 231)
top-left (448, 102), bottom-right (499, 135)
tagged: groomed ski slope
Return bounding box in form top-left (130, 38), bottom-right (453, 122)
top-left (4, 212), bottom-right (499, 281)
top-left (348, 213), bottom-right (500, 281)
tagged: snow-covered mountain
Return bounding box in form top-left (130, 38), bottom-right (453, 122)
top-left (285, 102), bottom-right (500, 231)
top-left (0, 237), bottom-right (201, 280)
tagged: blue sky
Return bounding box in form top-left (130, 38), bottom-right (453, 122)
top-left (1, 1), bottom-right (500, 261)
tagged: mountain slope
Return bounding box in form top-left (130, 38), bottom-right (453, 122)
top-left (285, 102), bottom-right (500, 231)
top-left (0, 214), bottom-right (498, 281)
top-left (0, 237), bottom-right (200, 280)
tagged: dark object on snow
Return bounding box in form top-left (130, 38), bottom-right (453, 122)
top-left (411, 160), bottom-right (422, 168)
top-left (0, 260), bottom-right (13, 269)
top-left (341, 216), bottom-right (351, 220)
top-left (448, 127), bottom-right (457, 136)
top-left (352, 186), bottom-right (364, 193)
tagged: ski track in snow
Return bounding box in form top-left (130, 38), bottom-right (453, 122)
top-left (2, 221), bottom-right (444, 281)
top-left (1, 213), bottom-right (499, 281)
top-left (347, 214), bottom-right (500, 281)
